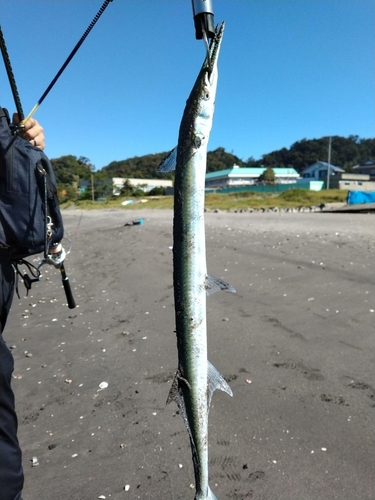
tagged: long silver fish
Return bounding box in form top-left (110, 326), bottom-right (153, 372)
top-left (158, 22), bottom-right (234, 500)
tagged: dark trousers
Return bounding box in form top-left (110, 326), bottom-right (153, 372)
top-left (0, 257), bottom-right (23, 500)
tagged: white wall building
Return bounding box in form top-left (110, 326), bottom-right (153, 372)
top-left (112, 177), bottom-right (173, 195)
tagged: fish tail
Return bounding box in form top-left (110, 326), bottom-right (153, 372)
top-left (207, 486), bottom-right (219, 500)
top-left (195, 486), bottom-right (219, 500)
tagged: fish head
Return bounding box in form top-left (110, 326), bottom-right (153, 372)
top-left (195, 22), bottom-right (225, 122)
top-left (179, 21), bottom-right (225, 149)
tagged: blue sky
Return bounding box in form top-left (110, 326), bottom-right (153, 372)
top-left (1, 0), bottom-right (374, 169)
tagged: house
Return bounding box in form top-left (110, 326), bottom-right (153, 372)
top-left (300, 161), bottom-right (344, 181)
top-left (352, 160), bottom-right (375, 179)
top-left (205, 165), bottom-right (299, 189)
top-left (112, 177), bottom-right (173, 195)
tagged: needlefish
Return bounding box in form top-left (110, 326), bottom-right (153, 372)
top-left (158, 22), bottom-right (234, 500)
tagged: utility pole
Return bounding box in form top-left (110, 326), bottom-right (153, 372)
top-left (326, 136), bottom-right (332, 189)
top-left (91, 168), bottom-right (95, 201)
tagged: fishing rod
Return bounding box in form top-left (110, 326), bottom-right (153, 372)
top-left (0, 10), bottom-right (112, 309)
top-left (191, 0), bottom-right (215, 40)
top-left (1, 0), bottom-right (114, 307)
top-left (0, 25), bottom-right (24, 119)
top-left (191, 0), bottom-right (215, 70)
top-left (21, 0), bottom-right (113, 125)
top-left (39, 244), bottom-right (76, 310)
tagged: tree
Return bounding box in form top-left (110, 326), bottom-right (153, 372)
top-left (148, 186), bottom-right (166, 196)
top-left (258, 167), bottom-right (275, 184)
top-left (119, 179), bottom-right (135, 196)
top-left (206, 147), bottom-right (245, 172)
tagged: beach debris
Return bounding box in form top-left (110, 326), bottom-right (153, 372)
top-left (124, 485), bottom-right (130, 492)
top-left (31, 456), bottom-right (39, 467)
top-left (98, 381), bottom-right (109, 390)
top-left (124, 218), bottom-right (143, 226)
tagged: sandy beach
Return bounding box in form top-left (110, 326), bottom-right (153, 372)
top-left (5, 208), bottom-right (375, 500)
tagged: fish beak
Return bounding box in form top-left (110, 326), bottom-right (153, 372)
top-left (205, 22), bottom-right (225, 80)
top-left (202, 29), bottom-right (211, 72)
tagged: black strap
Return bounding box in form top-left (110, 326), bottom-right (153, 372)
top-left (13, 260), bottom-right (41, 297)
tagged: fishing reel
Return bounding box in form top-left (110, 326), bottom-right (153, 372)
top-left (38, 239), bottom-right (76, 309)
top-left (38, 238), bottom-right (71, 270)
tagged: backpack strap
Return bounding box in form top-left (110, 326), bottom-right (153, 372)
top-left (12, 259), bottom-right (41, 297)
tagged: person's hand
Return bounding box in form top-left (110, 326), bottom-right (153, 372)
top-left (12, 113), bottom-right (45, 150)
top-left (50, 243), bottom-right (62, 254)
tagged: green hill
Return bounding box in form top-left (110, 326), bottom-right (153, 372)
top-left (51, 136), bottom-right (374, 188)
top-left (99, 136), bottom-right (374, 177)
top-left (100, 147), bottom-right (245, 180)
top-left (250, 136), bottom-right (375, 172)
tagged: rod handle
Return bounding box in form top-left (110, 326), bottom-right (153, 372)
top-left (60, 263), bottom-right (76, 309)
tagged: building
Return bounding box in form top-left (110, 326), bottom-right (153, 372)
top-left (352, 160), bottom-right (375, 179)
top-left (300, 161), bottom-right (344, 181)
top-left (329, 173), bottom-right (375, 191)
top-left (205, 165), bottom-right (299, 189)
top-left (295, 180), bottom-right (325, 191)
top-left (112, 177), bottom-right (173, 195)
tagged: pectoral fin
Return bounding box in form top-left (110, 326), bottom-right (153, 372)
top-left (158, 147), bottom-right (177, 172)
top-left (205, 275), bottom-right (236, 295)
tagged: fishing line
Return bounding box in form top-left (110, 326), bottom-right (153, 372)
top-left (74, 212), bottom-right (84, 237)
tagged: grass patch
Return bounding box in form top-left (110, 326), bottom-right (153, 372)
top-left (205, 188), bottom-right (347, 210)
top-left (60, 189), bottom-right (348, 211)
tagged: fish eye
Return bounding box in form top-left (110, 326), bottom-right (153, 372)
top-left (203, 91), bottom-right (210, 100)
top-left (194, 135), bottom-right (203, 148)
